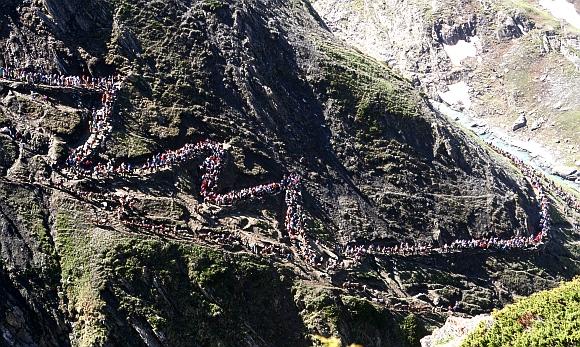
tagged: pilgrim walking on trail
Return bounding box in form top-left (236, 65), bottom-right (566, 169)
top-left (1, 66), bottom-right (578, 273)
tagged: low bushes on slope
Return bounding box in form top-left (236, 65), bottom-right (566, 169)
top-left (462, 277), bottom-right (580, 347)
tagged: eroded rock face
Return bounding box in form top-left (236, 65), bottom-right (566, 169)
top-left (0, 184), bottom-right (70, 346)
top-left (433, 15), bottom-right (477, 45)
top-left (42, 0), bottom-right (113, 51)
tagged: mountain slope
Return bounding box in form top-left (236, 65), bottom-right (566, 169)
top-left (462, 277), bottom-right (580, 347)
top-left (312, 0), bottom-right (580, 173)
top-left (0, 0), bottom-right (578, 346)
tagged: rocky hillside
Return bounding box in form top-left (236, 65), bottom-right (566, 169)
top-left (0, 0), bottom-right (579, 346)
top-left (420, 275), bottom-right (580, 347)
top-left (312, 0), bottom-right (580, 178)
top-left (462, 276), bottom-right (580, 346)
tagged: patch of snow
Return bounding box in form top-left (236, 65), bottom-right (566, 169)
top-left (438, 81), bottom-right (472, 109)
top-left (539, 0), bottom-right (580, 29)
top-left (443, 36), bottom-right (481, 66)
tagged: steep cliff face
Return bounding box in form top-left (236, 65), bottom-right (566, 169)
top-left (312, 0), bottom-right (580, 172)
top-left (0, 0), bottom-right (578, 346)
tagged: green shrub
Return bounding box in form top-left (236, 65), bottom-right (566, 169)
top-left (462, 278), bottom-right (580, 347)
top-left (400, 313), bottom-right (427, 347)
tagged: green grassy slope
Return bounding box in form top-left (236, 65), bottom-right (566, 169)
top-left (462, 277), bottom-right (580, 347)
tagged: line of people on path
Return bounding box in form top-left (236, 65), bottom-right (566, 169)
top-left (50, 82), bottom-right (317, 263)
top-left (46, 168), bottom-right (310, 265)
top-left (487, 141), bottom-right (579, 214)
top-left (45, 76), bottom-right (315, 262)
top-left (0, 66), bottom-right (123, 176)
top-left (6, 68), bottom-right (576, 274)
top-left (65, 87), bottom-right (121, 172)
top-left (0, 66), bottom-right (121, 91)
top-left (116, 191), bottom-right (296, 260)
top-left (343, 224), bottom-right (548, 262)
top-left (341, 139), bottom-right (561, 264)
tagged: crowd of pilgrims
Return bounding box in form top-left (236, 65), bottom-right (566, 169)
top-left (65, 88), bottom-right (119, 169)
top-left (344, 233), bottom-right (544, 261)
top-left (0, 66), bottom-right (121, 90)
top-left (341, 139), bottom-right (567, 263)
top-left (28, 67), bottom-right (319, 263)
top-left (487, 140), bottom-right (579, 222)
top-left (47, 180), bottom-right (297, 261)
top-left (0, 68), bottom-right (316, 263)
top-left (3, 68), bottom-right (580, 273)
top-left (487, 141), bottom-right (579, 213)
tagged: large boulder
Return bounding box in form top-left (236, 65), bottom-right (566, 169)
top-left (530, 117), bottom-right (545, 131)
top-left (433, 16), bottom-right (477, 45)
top-left (512, 114), bottom-right (527, 131)
top-left (496, 11), bottom-right (534, 41)
top-left (553, 166), bottom-right (578, 180)
top-left (421, 314), bottom-right (493, 347)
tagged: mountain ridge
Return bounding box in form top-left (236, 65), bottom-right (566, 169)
top-left (0, 0), bottom-right (579, 346)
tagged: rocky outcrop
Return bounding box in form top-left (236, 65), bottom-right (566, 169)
top-left (42, 0), bottom-right (113, 52)
top-left (496, 11), bottom-right (534, 40)
top-left (530, 117), bottom-right (545, 131)
top-left (512, 114), bottom-right (527, 131)
top-left (0, 134), bottom-right (18, 174)
top-left (543, 32), bottom-right (580, 68)
top-left (420, 314), bottom-right (492, 347)
top-left (433, 15), bottom-right (477, 45)
top-left (553, 166), bottom-right (578, 180)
